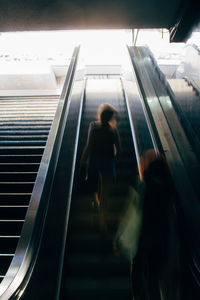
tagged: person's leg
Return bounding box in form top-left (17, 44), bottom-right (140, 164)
top-left (88, 157), bottom-right (99, 206)
top-left (98, 159), bottom-right (115, 231)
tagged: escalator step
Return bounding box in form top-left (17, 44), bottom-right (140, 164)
top-left (0, 182), bottom-right (34, 193)
top-left (66, 252), bottom-right (130, 277)
top-left (0, 147), bottom-right (45, 155)
top-left (0, 94), bottom-right (58, 288)
top-left (63, 276), bottom-right (130, 300)
top-left (0, 256), bottom-right (13, 276)
top-left (0, 237), bottom-right (19, 253)
top-left (0, 172), bottom-right (37, 181)
top-left (0, 130), bottom-right (49, 136)
top-left (0, 221), bottom-right (23, 235)
top-left (0, 163), bottom-right (40, 172)
top-left (0, 141), bottom-right (47, 146)
top-left (0, 155), bottom-right (42, 163)
top-left (0, 193), bottom-right (31, 205)
top-left (0, 206), bottom-right (28, 219)
top-left (0, 126), bottom-right (51, 131)
top-left (0, 135), bottom-right (48, 140)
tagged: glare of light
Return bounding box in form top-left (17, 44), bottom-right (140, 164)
top-left (77, 29), bottom-right (131, 65)
top-left (0, 30), bottom-right (132, 67)
top-left (0, 28), bottom-right (189, 70)
top-left (134, 29), bottom-right (186, 64)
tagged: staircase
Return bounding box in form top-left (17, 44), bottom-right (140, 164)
top-left (0, 95), bottom-right (59, 283)
top-left (167, 78), bottom-right (200, 144)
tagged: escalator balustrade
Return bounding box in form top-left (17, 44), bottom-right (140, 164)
top-left (167, 78), bottom-right (200, 160)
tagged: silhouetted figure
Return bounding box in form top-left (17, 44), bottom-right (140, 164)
top-left (80, 103), bottom-right (121, 230)
top-left (132, 150), bottom-right (181, 300)
top-left (113, 149), bottom-right (181, 300)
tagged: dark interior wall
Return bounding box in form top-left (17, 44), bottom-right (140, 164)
top-left (0, 0), bottom-right (183, 31)
top-left (0, 0), bottom-right (199, 42)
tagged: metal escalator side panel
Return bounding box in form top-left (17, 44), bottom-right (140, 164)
top-left (128, 45), bottom-right (200, 290)
top-left (139, 46), bottom-right (200, 196)
top-left (127, 46), bottom-right (164, 156)
top-left (15, 55), bottom-right (86, 300)
top-left (128, 45), bottom-right (199, 204)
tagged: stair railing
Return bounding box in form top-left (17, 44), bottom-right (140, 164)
top-left (0, 46), bottom-right (80, 299)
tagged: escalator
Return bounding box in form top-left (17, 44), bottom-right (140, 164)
top-left (0, 49), bottom-right (154, 299)
top-left (22, 47), bottom-right (200, 300)
top-left (59, 54), bottom-right (200, 299)
top-left (59, 78), bottom-right (138, 300)
top-left (0, 95), bottom-right (59, 284)
top-left (1, 45), bottom-right (199, 300)
top-left (127, 45), bottom-right (200, 299)
top-left (25, 47), bottom-right (199, 299)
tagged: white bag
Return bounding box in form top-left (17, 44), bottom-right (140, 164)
top-left (115, 186), bottom-right (143, 261)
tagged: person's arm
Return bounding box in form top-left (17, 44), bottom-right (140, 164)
top-left (113, 128), bottom-right (121, 156)
top-left (80, 123), bottom-right (95, 168)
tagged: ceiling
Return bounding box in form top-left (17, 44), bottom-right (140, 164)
top-left (0, 0), bottom-right (199, 42)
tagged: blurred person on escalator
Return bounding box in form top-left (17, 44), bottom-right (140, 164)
top-left (114, 149), bottom-right (181, 300)
top-left (133, 150), bottom-right (181, 300)
top-left (80, 103), bottom-right (121, 231)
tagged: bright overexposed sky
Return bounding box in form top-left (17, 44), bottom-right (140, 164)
top-left (0, 30), bottom-right (131, 65)
top-left (0, 28), bottom-right (198, 68)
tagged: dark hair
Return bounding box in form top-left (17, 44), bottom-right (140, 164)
top-left (97, 103), bottom-right (117, 125)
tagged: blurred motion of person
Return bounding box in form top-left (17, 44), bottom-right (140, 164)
top-left (114, 149), bottom-right (181, 300)
top-left (80, 103), bottom-right (121, 230)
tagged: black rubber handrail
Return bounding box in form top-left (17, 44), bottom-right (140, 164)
top-left (127, 46), bottom-right (164, 157)
top-left (120, 75), bottom-right (155, 179)
top-left (0, 46), bottom-right (80, 299)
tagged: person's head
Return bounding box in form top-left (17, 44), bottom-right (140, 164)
top-left (140, 149), bottom-right (174, 217)
top-left (140, 149), bottom-right (171, 192)
top-left (97, 103), bottom-right (117, 128)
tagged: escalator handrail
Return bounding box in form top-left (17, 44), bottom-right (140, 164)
top-left (120, 76), bottom-right (155, 179)
top-left (0, 46), bottom-right (80, 299)
top-left (18, 57), bottom-right (86, 300)
top-left (127, 45), bottom-right (164, 157)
